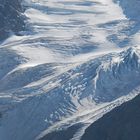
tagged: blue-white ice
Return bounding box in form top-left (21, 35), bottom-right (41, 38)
top-left (0, 0), bottom-right (140, 140)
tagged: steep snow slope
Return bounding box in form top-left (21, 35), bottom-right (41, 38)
top-left (0, 0), bottom-right (140, 140)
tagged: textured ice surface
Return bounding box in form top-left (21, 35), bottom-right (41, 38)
top-left (0, 0), bottom-right (140, 140)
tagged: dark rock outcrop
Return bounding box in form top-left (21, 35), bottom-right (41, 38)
top-left (118, 0), bottom-right (140, 22)
top-left (0, 0), bottom-right (25, 41)
top-left (81, 94), bottom-right (140, 140)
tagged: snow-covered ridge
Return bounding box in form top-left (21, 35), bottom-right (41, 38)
top-left (93, 46), bottom-right (140, 101)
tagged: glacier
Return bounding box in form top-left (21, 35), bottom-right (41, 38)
top-left (0, 0), bottom-right (140, 140)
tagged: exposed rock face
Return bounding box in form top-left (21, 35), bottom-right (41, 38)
top-left (81, 94), bottom-right (140, 140)
top-left (118, 0), bottom-right (140, 21)
top-left (0, 0), bottom-right (25, 41)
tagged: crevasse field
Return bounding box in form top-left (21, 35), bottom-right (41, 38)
top-left (0, 0), bottom-right (140, 140)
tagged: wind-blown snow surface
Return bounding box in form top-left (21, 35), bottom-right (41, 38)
top-left (0, 0), bottom-right (140, 140)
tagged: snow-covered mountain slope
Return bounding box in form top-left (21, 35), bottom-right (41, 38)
top-left (1, 46), bottom-right (140, 140)
top-left (0, 0), bottom-right (140, 140)
top-left (0, 0), bottom-right (129, 59)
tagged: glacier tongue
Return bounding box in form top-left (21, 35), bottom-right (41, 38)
top-left (1, 46), bottom-right (140, 140)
